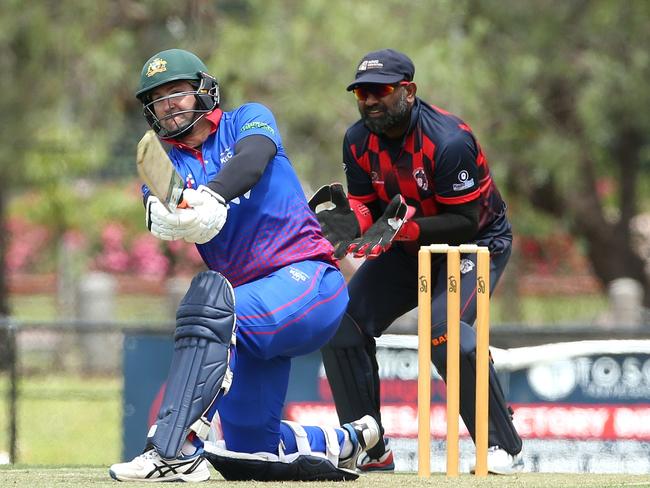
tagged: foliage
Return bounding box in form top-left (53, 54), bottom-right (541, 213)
top-left (1, 0), bottom-right (649, 313)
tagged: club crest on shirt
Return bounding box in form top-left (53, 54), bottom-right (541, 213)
top-left (370, 171), bottom-right (384, 185)
top-left (185, 173), bottom-right (195, 189)
top-left (460, 258), bottom-right (475, 274)
top-left (288, 267), bottom-right (309, 282)
top-left (413, 168), bottom-right (428, 191)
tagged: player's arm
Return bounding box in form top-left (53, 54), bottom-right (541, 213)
top-left (206, 135), bottom-right (276, 201)
top-left (183, 105), bottom-right (280, 244)
top-left (400, 199), bottom-right (479, 245)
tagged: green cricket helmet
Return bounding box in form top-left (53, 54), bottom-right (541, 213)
top-left (136, 49), bottom-right (219, 138)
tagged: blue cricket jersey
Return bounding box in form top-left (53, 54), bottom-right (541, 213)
top-left (146, 103), bottom-right (335, 287)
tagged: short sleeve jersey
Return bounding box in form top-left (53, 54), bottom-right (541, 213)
top-left (343, 99), bottom-right (509, 237)
top-left (160, 103), bottom-right (335, 286)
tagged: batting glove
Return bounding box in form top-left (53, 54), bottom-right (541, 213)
top-left (181, 185), bottom-right (228, 244)
top-left (347, 195), bottom-right (412, 259)
top-left (146, 195), bottom-right (201, 241)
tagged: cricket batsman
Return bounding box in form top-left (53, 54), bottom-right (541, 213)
top-left (108, 48), bottom-right (379, 482)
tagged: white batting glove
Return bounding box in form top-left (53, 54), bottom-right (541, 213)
top-left (145, 195), bottom-right (201, 241)
top-left (181, 186), bottom-right (228, 244)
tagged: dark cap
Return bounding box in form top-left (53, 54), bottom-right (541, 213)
top-left (346, 49), bottom-right (415, 91)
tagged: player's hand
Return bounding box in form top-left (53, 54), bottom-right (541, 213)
top-left (308, 183), bottom-right (360, 259)
top-left (347, 195), bottom-right (410, 259)
top-left (181, 185), bottom-right (228, 244)
top-left (146, 195), bottom-right (201, 241)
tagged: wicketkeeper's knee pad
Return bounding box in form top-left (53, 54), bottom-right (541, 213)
top-left (148, 270), bottom-right (237, 459)
top-left (431, 321), bottom-right (522, 455)
top-left (203, 422), bottom-right (357, 481)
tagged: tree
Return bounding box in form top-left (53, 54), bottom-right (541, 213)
top-left (1, 0), bottom-right (648, 326)
top-left (460, 0), bottom-right (650, 306)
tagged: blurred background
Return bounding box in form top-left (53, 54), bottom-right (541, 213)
top-left (0, 0), bottom-right (648, 470)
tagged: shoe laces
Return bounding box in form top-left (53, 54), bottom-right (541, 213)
top-left (136, 449), bottom-right (160, 465)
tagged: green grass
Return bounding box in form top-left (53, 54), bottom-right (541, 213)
top-left (0, 375), bottom-right (121, 465)
top-left (490, 293), bottom-right (609, 327)
top-left (9, 292), bottom-right (609, 327)
top-left (0, 468), bottom-right (649, 487)
top-left (8, 294), bottom-right (172, 324)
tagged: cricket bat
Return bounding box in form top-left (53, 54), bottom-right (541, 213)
top-left (136, 130), bottom-right (186, 212)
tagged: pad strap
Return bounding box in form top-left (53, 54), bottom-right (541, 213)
top-left (280, 421), bottom-right (340, 466)
top-left (203, 442), bottom-right (358, 481)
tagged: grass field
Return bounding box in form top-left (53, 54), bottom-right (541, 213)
top-left (1, 467), bottom-right (650, 488)
top-left (0, 376), bottom-right (121, 465)
top-left (8, 291), bottom-right (609, 326)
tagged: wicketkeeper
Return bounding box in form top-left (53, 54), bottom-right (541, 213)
top-left (311, 49), bottom-right (524, 474)
top-left (109, 48), bottom-right (380, 482)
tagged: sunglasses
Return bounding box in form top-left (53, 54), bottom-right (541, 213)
top-left (352, 81), bottom-right (410, 101)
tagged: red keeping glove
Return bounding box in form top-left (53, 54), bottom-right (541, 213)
top-left (346, 195), bottom-right (416, 259)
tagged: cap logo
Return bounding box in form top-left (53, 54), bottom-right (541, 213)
top-left (146, 58), bottom-right (168, 77)
top-left (358, 59), bottom-right (384, 71)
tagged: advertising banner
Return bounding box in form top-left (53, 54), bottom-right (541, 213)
top-left (122, 333), bottom-right (650, 472)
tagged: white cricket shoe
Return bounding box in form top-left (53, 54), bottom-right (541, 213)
top-left (470, 446), bottom-right (524, 475)
top-left (109, 448), bottom-right (210, 482)
top-left (338, 415), bottom-right (381, 470)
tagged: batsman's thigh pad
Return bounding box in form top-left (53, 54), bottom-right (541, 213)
top-left (148, 270), bottom-right (237, 459)
top-left (204, 422), bottom-right (356, 481)
top-left (430, 321), bottom-right (522, 455)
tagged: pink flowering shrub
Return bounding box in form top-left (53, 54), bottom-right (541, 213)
top-left (5, 216), bottom-right (204, 279)
top-left (6, 217), bottom-right (51, 272)
top-left (130, 234), bottom-right (170, 277)
top-left (94, 223), bottom-right (131, 273)
top-left (92, 223), bottom-right (204, 278)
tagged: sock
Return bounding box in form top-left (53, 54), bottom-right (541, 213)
top-left (339, 429), bottom-right (354, 459)
top-left (180, 440), bottom-right (197, 456)
top-left (180, 432), bottom-right (202, 456)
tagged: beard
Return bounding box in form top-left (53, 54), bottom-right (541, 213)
top-left (159, 110), bottom-right (197, 138)
top-left (360, 90), bottom-right (410, 135)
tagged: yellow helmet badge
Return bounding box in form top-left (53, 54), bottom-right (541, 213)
top-left (146, 58), bottom-right (168, 77)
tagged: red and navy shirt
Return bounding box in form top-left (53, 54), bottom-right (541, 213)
top-left (343, 98), bottom-right (510, 239)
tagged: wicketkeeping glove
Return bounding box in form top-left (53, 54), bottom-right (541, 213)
top-left (146, 195), bottom-right (201, 241)
top-left (347, 195), bottom-right (411, 259)
top-left (308, 183), bottom-right (365, 259)
top-left (181, 185), bottom-right (228, 244)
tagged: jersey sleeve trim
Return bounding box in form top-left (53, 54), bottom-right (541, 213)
top-left (436, 189), bottom-right (480, 205)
